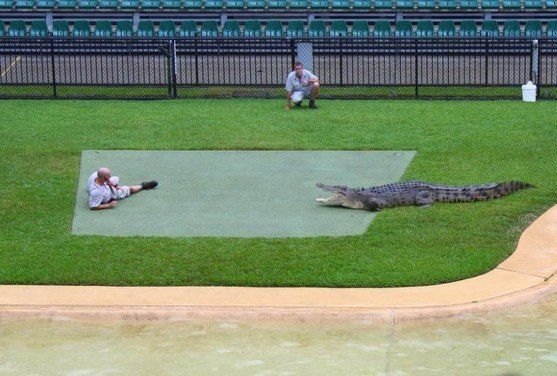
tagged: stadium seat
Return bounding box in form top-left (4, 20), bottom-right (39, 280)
top-left (120, 0), bottom-right (139, 8)
top-left (201, 20), bottom-right (218, 36)
top-left (142, 0), bottom-right (161, 9)
top-left (184, 0), bottom-right (202, 8)
top-left (330, 20), bottom-right (348, 36)
top-left (289, 0), bottom-right (308, 8)
top-left (244, 20), bottom-right (262, 36)
top-left (311, 0), bottom-right (329, 9)
top-left (481, 20), bottom-right (499, 37)
top-left (268, 0), bottom-right (286, 8)
top-left (373, 20), bottom-right (391, 37)
top-left (58, 0), bottom-right (77, 8)
top-left (396, 0), bottom-right (414, 8)
top-left (416, 20), bottom-right (434, 37)
top-left (524, 20), bottom-right (541, 37)
top-left (286, 20), bottom-right (304, 37)
top-left (115, 20), bottom-right (133, 36)
top-left (93, 20), bottom-right (113, 36)
top-left (162, 0), bottom-right (182, 8)
top-left (547, 0), bottom-right (557, 8)
top-left (438, 0), bottom-right (456, 9)
top-left (73, 20), bottom-right (91, 37)
top-left (178, 20), bottom-right (197, 36)
top-left (352, 20), bottom-right (370, 36)
top-left (502, 0), bottom-right (520, 8)
top-left (374, 0), bottom-right (393, 9)
top-left (417, 0), bottom-right (435, 8)
top-left (30, 20), bottom-right (48, 36)
top-left (332, 0), bottom-right (350, 8)
top-left (523, 0), bottom-right (541, 7)
top-left (137, 20), bottom-right (154, 36)
top-left (158, 20), bottom-right (176, 36)
top-left (459, 20), bottom-right (477, 37)
top-left (438, 20), bottom-right (455, 37)
top-left (98, 0), bottom-right (118, 8)
top-left (459, 0), bottom-right (478, 8)
top-left (264, 20), bottom-right (283, 37)
top-left (15, 0), bottom-right (35, 9)
top-left (226, 0), bottom-right (244, 8)
top-left (547, 20), bottom-right (557, 37)
top-left (222, 20), bottom-right (241, 36)
top-left (8, 20), bottom-right (26, 36)
top-left (78, 0), bottom-right (98, 8)
top-left (52, 20), bottom-right (69, 37)
top-left (503, 20), bottom-right (520, 37)
top-left (0, 0), bottom-right (13, 8)
top-left (395, 20), bottom-right (413, 37)
top-left (36, 0), bottom-right (55, 7)
top-left (353, 0), bottom-right (371, 8)
top-left (204, 0), bottom-right (223, 8)
top-left (247, 0), bottom-right (265, 7)
top-left (308, 20), bottom-right (327, 36)
top-left (0, 21), bottom-right (4, 37)
top-left (481, 0), bottom-right (499, 9)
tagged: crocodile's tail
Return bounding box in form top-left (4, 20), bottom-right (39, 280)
top-left (437, 181), bottom-right (535, 203)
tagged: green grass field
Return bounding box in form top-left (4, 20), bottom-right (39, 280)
top-left (1, 99), bottom-right (556, 287)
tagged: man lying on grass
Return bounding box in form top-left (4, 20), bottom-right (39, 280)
top-left (88, 167), bottom-right (158, 210)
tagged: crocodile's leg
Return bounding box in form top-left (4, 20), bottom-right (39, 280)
top-left (415, 190), bottom-right (434, 207)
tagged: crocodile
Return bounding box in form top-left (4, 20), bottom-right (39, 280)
top-left (316, 180), bottom-right (534, 211)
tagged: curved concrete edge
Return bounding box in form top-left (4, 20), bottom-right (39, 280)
top-left (1, 205), bottom-right (556, 323)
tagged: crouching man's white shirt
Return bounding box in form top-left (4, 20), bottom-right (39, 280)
top-left (87, 172), bottom-right (112, 209)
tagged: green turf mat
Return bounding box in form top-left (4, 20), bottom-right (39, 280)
top-left (72, 150), bottom-right (415, 238)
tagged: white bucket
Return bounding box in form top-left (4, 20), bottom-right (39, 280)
top-left (521, 81), bottom-right (537, 102)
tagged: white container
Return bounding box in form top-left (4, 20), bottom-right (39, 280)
top-left (522, 81), bottom-right (537, 102)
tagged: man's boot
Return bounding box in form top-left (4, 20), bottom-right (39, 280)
top-left (141, 181), bottom-right (158, 190)
top-left (309, 100), bottom-right (318, 109)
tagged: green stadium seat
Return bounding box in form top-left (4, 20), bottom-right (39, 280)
top-left (268, 0), bottom-right (286, 7)
top-left (73, 20), bottom-right (91, 37)
top-left (226, 0), bottom-right (244, 8)
top-left (58, 0), bottom-right (77, 8)
top-left (459, 0), bottom-right (478, 8)
top-left (547, 0), bottom-right (557, 8)
top-left (395, 20), bottom-right (413, 37)
top-left (417, 0), bottom-right (435, 8)
top-left (311, 0), bottom-right (329, 8)
top-left (244, 20), bottom-right (262, 36)
top-left (94, 20), bottom-right (113, 36)
top-left (459, 20), bottom-right (477, 37)
top-left (222, 20), bottom-right (241, 36)
top-left (286, 20), bottom-right (304, 37)
top-left (15, 0), bottom-right (35, 9)
top-left (247, 0), bottom-right (265, 7)
top-left (8, 20), bottom-right (26, 36)
top-left (481, 20), bottom-right (499, 37)
top-left (204, 0), bottom-right (223, 8)
top-left (396, 0), bottom-right (414, 8)
top-left (0, 0), bottom-right (13, 8)
top-left (52, 20), bottom-right (69, 37)
top-left (481, 0), bottom-right (499, 9)
top-left (115, 20), bottom-right (133, 36)
top-left (308, 20), bottom-right (327, 36)
top-left (120, 0), bottom-right (139, 8)
top-left (503, 20), bottom-right (520, 37)
top-left (332, 0), bottom-right (350, 8)
top-left (438, 0), bottom-right (456, 9)
top-left (200, 20), bottom-right (218, 36)
top-left (502, 0), bottom-right (520, 8)
top-left (78, 0), bottom-right (98, 8)
top-left (137, 20), bottom-right (155, 36)
top-left (178, 20), bottom-right (197, 36)
top-left (36, 0), bottom-right (55, 7)
top-left (373, 20), bottom-right (391, 37)
top-left (374, 0), bottom-right (393, 9)
top-left (524, 20), bottom-right (541, 37)
top-left (547, 20), bottom-right (557, 37)
top-left (184, 0), bottom-right (202, 8)
top-left (0, 21), bottom-right (4, 37)
top-left (352, 20), bottom-right (370, 37)
top-left (98, 0), bottom-right (118, 8)
top-left (523, 0), bottom-right (540, 7)
top-left (416, 20), bottom-right (434, 37)
top-left (142, 0), bottom-right (161, 9)
top-left (330, 20), bottom-right (347, 36)
top-left (158, 20), bottom-right (176, 36)
top-left (289, 0), bottom-right (308, 8)
top-left (29, 20), bottom-right (48, 36)
top-left (353, 0), bottom-right (371, 7)
top-left (162, 0), bottom-right (182, 8)
top-left (265, 20), bottom-right (283, 37)
top-left (438, 20), bottom-right (455, 37)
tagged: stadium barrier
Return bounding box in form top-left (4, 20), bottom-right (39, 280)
top-left (0, 36), bottom-right (556, 99)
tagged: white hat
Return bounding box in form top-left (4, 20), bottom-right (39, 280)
top-left (109, 176), bottom-right (120, 186)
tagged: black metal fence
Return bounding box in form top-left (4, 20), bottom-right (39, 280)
top-left (0, 36), bottom-right (556, 100)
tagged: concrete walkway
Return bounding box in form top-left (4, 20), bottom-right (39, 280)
top-left (1, 205), bottom-right (557, 323)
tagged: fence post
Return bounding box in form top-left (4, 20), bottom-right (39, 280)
top-left (484, 40), bottom-right (489, 86)
top-left (170, 39), bottom-right (178, 98)
top-left (194, 37), bottom-right (199, 85)
top-left (290, 38), bottom-right (296, 69)
top-left (414, 38), bottom-right (418, 98)
top-left (530, 39), bottom-right (540, 98)
top-left (50, 38), bottom-right (57, 98)
top-left (339, 38), bottom-right (343, 86)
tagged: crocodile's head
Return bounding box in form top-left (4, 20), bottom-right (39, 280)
top-left (315, 183), bottom-right (380, 211)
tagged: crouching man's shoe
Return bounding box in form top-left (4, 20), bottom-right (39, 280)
top-left (141, 181), bottom-right (158, 190)
top-left (309, 100), bottom-right (318, 109)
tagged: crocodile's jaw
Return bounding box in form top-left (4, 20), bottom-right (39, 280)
top-left (316, 194), bottom-right (366, 209)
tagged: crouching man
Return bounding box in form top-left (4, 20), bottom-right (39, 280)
top-left (87, 167), bottom-right (158, 210)
top-left (285, 61), bottom-right (320, 110)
